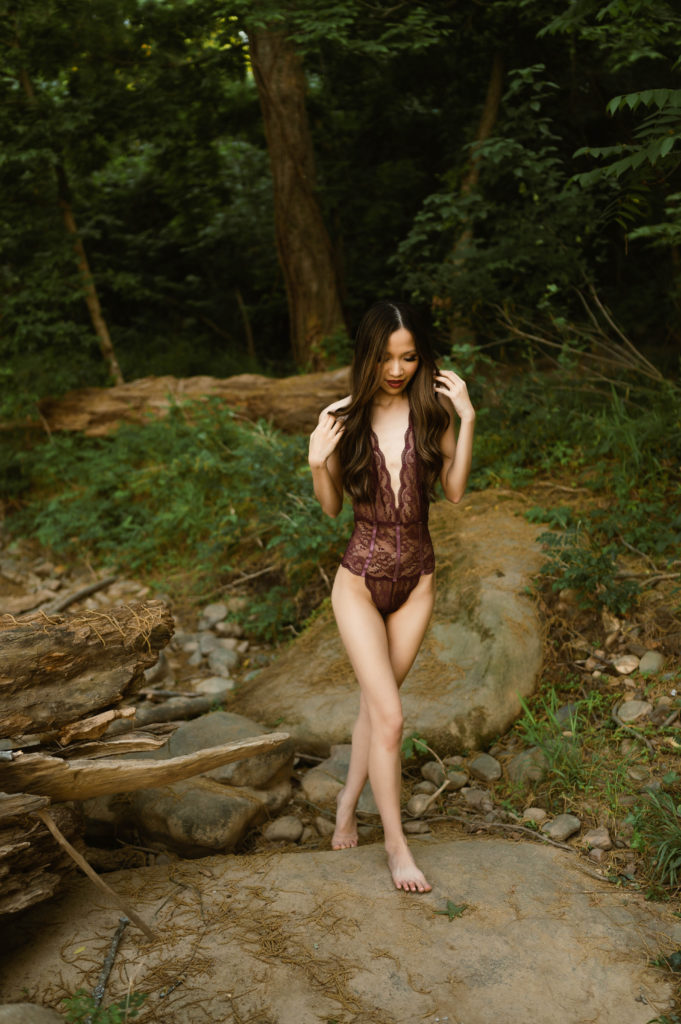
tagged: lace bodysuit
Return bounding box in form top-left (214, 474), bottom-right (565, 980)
top-left (341, 416), bottom-right (434, 616)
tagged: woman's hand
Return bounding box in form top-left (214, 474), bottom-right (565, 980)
top-left (434, 370), bottom-right (475, 422)
top-left (309, 411), bottom-right (345, 469)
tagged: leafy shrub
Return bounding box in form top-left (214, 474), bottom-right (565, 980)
top-left (6, 400), bottom-right (352, 640)
top-left (62, 988), bottom-right (146, 1023)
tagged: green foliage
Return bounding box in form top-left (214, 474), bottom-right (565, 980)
top-left (62, 988), bottom-right (146, 1024)
top-left (6, 401), bottom-right (352, 640)
top-left (538, 528), bottom-right (641, 614)
top-left (401, 732), bottom-right (431, 760)
top-left (628, 792), bottom-right (681, 886)
top-left (516, 690), bottom-right (634, 802)
top-left (434, 900), bottom-right (469, 920)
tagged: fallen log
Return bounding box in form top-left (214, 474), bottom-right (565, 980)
top-left (0, 799), bottom-right (79, 916)
top-left (31, 368), bottom-right (350, 437)
top-left (0, 600), bottom-right (173, 738)
top-left (1, 733), bottom-right (290, 801)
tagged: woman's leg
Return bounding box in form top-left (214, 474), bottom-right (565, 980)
top-left (333, 572), bottom-right (435, 850)
top-left (331, 567), bottom-right (434, 891)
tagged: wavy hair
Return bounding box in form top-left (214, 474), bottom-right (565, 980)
top-left (336, 301), bottom-right (449, 502)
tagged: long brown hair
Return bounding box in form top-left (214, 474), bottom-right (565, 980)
top-left (336, 301), bottom-right (449, 502)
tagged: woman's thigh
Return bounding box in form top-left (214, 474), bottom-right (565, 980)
top-left (385, 572), bottom-right (435, 687)
top-left (331, 567), bottom-right (402, 722)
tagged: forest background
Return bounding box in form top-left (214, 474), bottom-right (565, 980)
top-left (1, 0), bottom-right (680, 640)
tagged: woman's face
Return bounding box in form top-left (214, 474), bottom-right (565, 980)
top-left (375, 327), bottom-right (419, 398)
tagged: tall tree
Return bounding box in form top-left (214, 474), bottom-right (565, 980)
top-left (248, 25), bottom-right (345, 368)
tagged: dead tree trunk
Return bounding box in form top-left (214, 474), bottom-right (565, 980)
top-left (0, 600), bottom-right (290, 918)
top-left (249, 27), bottom-right (345, 368)
top-left (0, 601), bottom-right (174, 739)
top-left (17, 64), bottom-right (124, 385)
top-left (447, 53), bottom-right (504, 345)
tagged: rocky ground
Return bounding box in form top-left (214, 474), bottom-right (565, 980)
top-left (1, 489), bottom-right (681, 1022)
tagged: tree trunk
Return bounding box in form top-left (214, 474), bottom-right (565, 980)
top-left (55, 164), bottom-right (125, 385)
top-left (448, 53), bottom-right (504, 345)
top-left (17, 65), bottom-right (124, 385)
top-left (249, 27), bottom-right (345, 368)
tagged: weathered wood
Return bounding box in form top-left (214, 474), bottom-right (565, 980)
top-left (58, 707), bottom-right (136, 745)
top-left (0, 601), bottom-right (173, 738)
top-left (105, 693), bottom-right (218, 735)
top-left (59, 732), bottom-right (170, 760)
top-left (1, 733), bottom-right (290, 801)
top-left (0, 791), bottom-right (49, 822)
top-left (0, 802), bottom-right (80, 916)
top-left (35, 809), bottom-right (155, 939)
top-left (30, 367), bottom-right (350, 437)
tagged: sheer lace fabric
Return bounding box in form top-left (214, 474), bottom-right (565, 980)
top-left (341, 417), bottom-right (434, 615)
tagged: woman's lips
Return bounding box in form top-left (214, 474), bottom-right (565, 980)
top-left (386, 380), bottom-right (404, 388)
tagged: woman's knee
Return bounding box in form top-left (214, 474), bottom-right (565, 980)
top-left (372, 705), bottom-right (404, 748)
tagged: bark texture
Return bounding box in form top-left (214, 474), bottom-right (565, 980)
top-left (0, 601), bottom-right (174, 739)
top-left (29, 367), bottom-right (350, 437)
top-left (249, 28), bottom-right (345, 367)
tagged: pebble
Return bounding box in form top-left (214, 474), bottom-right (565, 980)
top-left (617, 700), bottom-right (652, 724)
top-left (188, 649), bottom-right (203, 667)
top-left (582, 826), bottom-right (612, 851)
top-left (301, 825), bottom-right (317, 843)
top-left (263, 815), bottom-right (304, 843)
top-left (182, 640), bottom-right (199, 654)
top-left (461, 788), bottom-right (494, 812)
top-left (639, 650), bottom-right (665, 675)
top-left (192, 676), bottom-right (235, 697)
top-left (555, 703), bottom-right (578, 726)
top-left (198, 602), bottom-right (229, 629)
top-left (422, 761), bottom-right (445, 786)
top-left (407, 794), bottom-right (433, 817)
top-left (589, 848), bottom-right (606, 864)
top-left (208, 648), bottom-right (240, 675)
top-left (507, 747), bottom-right (549, 786)
top-left (444, 755), bottom-right (465, 768)
top-left (301, 772), bottom-right (342, 805)
top-left (613, 654), bottom-right (639, 675)
top-left (314, 816), bottom-right (335, 837)
top-left (469, 753), bottom-right (502, 783)
top-left (446, 770), bottom-right (469, 791)
top-left (404, 820), bottom-right (431, 834)
top-left (627, 766), bottom-right (650, 782)
top-left (214, 620), bottom-right (244, 638)
top-left (541, 813), bottom-right (581, 842)
top-left (522, 807), bottom-right (548, 824)
top-left (413, 781), bottom-right (438, 795)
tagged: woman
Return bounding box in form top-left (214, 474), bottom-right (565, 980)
top-left (308, 300), bottom-right (475, 893)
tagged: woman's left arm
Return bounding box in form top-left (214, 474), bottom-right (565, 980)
top-left (435, 370), bottom-right (476, 504)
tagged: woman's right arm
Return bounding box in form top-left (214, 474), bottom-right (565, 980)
top-left (309, 407), bottom-right (345, 518)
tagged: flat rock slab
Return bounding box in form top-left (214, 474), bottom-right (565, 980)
top-left (236, 492), bottom-right (544, 752)
top-left (2, 839), bottom-right (678, 1024)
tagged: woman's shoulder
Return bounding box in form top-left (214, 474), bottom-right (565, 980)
top-left (318, 395), bottom-right (352, 420)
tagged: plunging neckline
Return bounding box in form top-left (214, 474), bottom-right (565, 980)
top-left (370, 415), bottom-right (411, 512)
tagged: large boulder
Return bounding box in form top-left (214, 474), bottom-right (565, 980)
top-left (83, 711), bottom-right (295, 856)
top-left (235, 492), bottom-right (544, 753)
top-left (3, 838), bottom-right (679, 1024)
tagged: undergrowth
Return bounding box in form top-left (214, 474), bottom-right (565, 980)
top-left (2, 348), bottom-right (680, 639)
top-left (3, 401), bottom-right (352, 640)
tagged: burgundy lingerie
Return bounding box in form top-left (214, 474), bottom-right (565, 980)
top-left (341, 415), bottom-right (434, 615)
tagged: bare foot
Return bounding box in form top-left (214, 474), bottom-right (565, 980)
top-left (387, 844), bottom-right (432, 893)
top-left (331, 787), bottom-right (358, 850)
